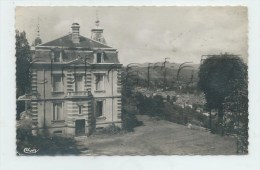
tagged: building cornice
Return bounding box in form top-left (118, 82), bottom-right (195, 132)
top-left (35, 46), bottom-right (117, 51)
top-left (31, 63), bottom-right (122, 69)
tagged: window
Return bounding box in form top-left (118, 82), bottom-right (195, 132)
top-left (96, 53), bottom-right (103, 63)
top-left (95, 74), bottom-right (104, 91)
top-left (75, 76), bottom-right (83, 92)
top-left (53, 103), bottom-right (63, 120)
top-left (53, 75), bottom-right (63, 92)
top-left (53, 130), bottom-right (62, 134)
top-left (54, 51), bottom-right (62, 62)
top-left (78, 105), bottom-right (83, 114)
top-left (96, 101), bottom-right (103, 117)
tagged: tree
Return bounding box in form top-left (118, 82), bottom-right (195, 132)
top-left (16, 30), bottom-right (32, 119)
top-left (223, 65), bottom-right (248, 153)
top-left (198, 54), bottom-right (247, 135)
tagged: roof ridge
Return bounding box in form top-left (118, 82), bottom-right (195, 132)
top-left (38, 33), bottom-right (113, 49)
top-left (39, 33), bottom-right (72, 47)
top-left (79, 35), bottom-right (112, 48)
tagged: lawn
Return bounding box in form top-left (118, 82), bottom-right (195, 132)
top-left (76, 115), bottom-right (237, 155)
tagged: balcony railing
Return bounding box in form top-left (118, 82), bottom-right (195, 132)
top-left (67, 91), bottom-right (88, 97)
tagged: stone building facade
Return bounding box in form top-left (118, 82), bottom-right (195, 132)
top-left (28, 22), bottom-right (122, 137)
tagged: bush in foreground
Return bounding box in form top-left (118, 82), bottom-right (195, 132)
top-left (17, 134), bottom-right (81, 156)
top-left (16, 122), bottom-right (81, 156)
top-left (122, 106), bottom-right (143, 132)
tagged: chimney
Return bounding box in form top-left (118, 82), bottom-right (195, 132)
top-left (71, 23), bottom-right (80, 43)
top-left (91, 20), bottom-right (107, 44)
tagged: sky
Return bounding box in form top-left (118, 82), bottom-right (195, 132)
top-left (15, 6), bottom-right (248, 65)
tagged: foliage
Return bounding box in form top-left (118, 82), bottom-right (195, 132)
top-left (17, 134), bottom-right (81, 156)
top-left (122, 106), bottom-right (143, 132)
top-left (134, 92), bottom-right (209, 127)
top-left (17, 121), bottom-right (81, 155)
top-left (16, 111), bottom-right (32, 142)
top-left (16, 30), bottom-right (32, 119)
top-left (198, 54), bottom-right (247, 135)
top-left (16, 30), bottom-right (32, 97)
top-left (174, 84), bottom-right (201, 94)
top-left (162, 102), bottom-right (209, 127)
top-left (223, 66), bottom-right (248, 153)
top-left (135, 92), bottom-right (164, 117)
top-left (121, 68), bottom-right (135, 101)
top-left (17, 110), bottom-right (81, 156)
top-left (94, 124), bottom-right (123, 135)
top-left (121, 69), bottom-right (144, 131)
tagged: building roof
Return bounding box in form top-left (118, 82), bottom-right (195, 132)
top-left (39, 34), bottom-right (112, 49)
top-left (33, 49), bottom-right (120, 64)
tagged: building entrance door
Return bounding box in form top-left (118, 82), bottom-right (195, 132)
top-left (75, 119), bottom-right (85, 136)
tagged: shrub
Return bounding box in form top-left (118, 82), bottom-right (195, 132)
top-left (16, 117), bottom-right (81, 156)
top-left (135, 93), bottom-right (164, 117)
top-left (95, 124), bottom-right (122, 135)
top-left (17, 133), bottom-right (81, 156)
top-left (122, 107), bottom-right (143, 132)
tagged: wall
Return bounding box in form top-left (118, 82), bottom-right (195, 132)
top-left (32, 48), bottom-right (122, 136)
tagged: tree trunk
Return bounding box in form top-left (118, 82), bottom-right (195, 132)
top-left (209, 109), bottom-right (212, 132)
top-left (218, 106), bottom-right (224, 136)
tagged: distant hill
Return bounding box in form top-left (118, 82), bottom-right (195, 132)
top-left (123, 63), bottom-right (200, 83)
top-left (135, 62), bottom-right (200, 70)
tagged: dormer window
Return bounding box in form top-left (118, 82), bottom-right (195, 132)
top-left (51, 51), bottom-right (62, 63)
top-left (96, 52), bottom-right (103, 63)
top-left (54, 51), bottom-right (62, 62)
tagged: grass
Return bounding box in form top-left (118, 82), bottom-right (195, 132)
top-left (76, 115), bottom-right (237, 155)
